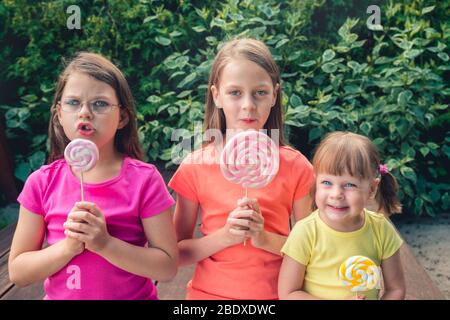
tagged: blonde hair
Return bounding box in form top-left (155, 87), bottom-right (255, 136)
top-left (204, 38), bottom-right (285, 146)
top-left (311, 131), bottom-right (402, 215)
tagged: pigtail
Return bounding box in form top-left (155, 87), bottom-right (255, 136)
top-left (375, 171), bottom-right (402, 216)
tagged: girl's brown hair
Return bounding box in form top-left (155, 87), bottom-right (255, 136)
top-left (204, 38), bottom-right (286, 146)
top-left (48, 52), bottom-right (144, 163)
top-left (310, 131), bottom-right (402, 215)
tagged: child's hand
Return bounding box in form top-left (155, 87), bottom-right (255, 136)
top-left (234, 197), bottom-right (265, 247)
top-left (225, 197), bottom-right (265, 247)
top-left (219, 207), bottom-right (250, 247)
top-left (62, 205), bottom-right (86, 257)
top-left (64, 201), bottom-right (112, 253)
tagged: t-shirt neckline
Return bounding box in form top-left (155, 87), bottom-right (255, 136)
top-left (66, 155), bottom-right (130, 188)
top-left (316, 208), bottom-right (369, 237)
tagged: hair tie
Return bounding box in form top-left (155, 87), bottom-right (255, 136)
top-left (379, 164), bottom-right (389, 176)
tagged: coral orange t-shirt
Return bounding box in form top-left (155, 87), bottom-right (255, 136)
top-left (168, 144), bottom-right (314, 299)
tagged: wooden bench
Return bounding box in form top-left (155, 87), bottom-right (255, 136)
top-left (0, 220), bottom-right (445, 300)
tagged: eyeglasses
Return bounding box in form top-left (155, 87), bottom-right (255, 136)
top-left (59, 99), bottom-right (120, 114)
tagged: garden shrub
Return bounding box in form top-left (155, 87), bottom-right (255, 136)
top-left (0, 0), bottom-right (448, 215)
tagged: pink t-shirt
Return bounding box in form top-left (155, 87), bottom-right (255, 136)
top-left (17, 156), bottom-right (175, 300)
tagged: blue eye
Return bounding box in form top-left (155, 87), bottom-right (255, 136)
top-left (321, 180), bottom-right (332, 186)
top-left (65, 99), bottom-right (80, 106)
top-left (256, 90), bottom-right (268, 96)
top-left (344, 183), bottom-right (357, 188)
top-left (229, 90), bottom-right (241, 96)
top-left (92, 100), bottom-right (109, 107)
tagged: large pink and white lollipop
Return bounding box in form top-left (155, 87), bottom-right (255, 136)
top-left (220, 130), bottom-right (279, 245)
top-left (64, 138), bottom-right (99, 201)
top-left (220, 130), bottom-right (279, 190)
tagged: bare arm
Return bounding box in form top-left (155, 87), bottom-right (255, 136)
top-left (380, 248), bottom-right (405, 300)
top-left (65, 203), bottom-right (178, 281)
top-left (278, 255), bottom-right (321, 300)
top-left (174, 194), bottom-right (246, 266)
top-left (292, 194), bottom-right (313, 222)
top-left (8, 205), bottom-right (83, 287)
top-left (248, 195), bottom-right (313, 256)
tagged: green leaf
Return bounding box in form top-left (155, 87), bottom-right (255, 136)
top-left (29, 151), bottom-right (46, 170)
top-left (6, 119), bottom-right (20, 128)
top-left (414, 198), bottom-right (424, 214)
top-left (419, 147), bottom-right (430, 157)
top-left (438, 52), bottom-right (449, 62)
top-left (404, 49), bottom-right (422, 59)
top-left (321, 62), bottom-right (337, 73)
top-left (168, 106), bottom-right (178, 116)
top-left (322, 49), bottom-right (336, 62)
top-left (400, 166), bottom-right (417, 183)
top-left (308, 128), bottom-right (322, 142)
top-left (421, 6), bottom-right (435, 15)
top-left (276, 39), bottom-right (289, 48)
top-left (299, 60), bottom-right (315, 67)
top-left (360, 122), bottom-right (371, 135)
top-left (347, 61), bottom-right (361, 73)
top-left (177, 72), bottom-right (197, 88)
top-left (192, 25), bottom-right (206, 33)
top-left (146, 95), bottom-right (162, 104)
top-left (290, 94), bottom-right (302, 108)
top-left (177, 90), bottom-right (192, 98)
top-left (398, 90), bottom-right (413, 106)
top-left (15, 162), bottom-right (31, 182)
top-left (155, 36), bottom-right (171, 46)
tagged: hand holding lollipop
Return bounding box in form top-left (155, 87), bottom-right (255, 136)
top-left (64, 138), bottom-right (99, 201)
top-left (339, 255), bottom-right (381, 299)
top-left (220, 130), bottom-right (279, 245)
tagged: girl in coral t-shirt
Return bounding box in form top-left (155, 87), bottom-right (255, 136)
top-left (169, 38), bottom-right (314, 300)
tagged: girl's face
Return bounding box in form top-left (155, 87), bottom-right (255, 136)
top-left (315, 172), bottom-right (379, 232)
top-left (57, 72), bottom-right (128, 151)
top-left (211, 58), bottom-right (278, 133)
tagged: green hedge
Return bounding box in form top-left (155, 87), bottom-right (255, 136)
top-left (0, 0), bottom-right (448, 216)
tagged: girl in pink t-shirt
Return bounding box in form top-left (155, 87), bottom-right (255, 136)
top-left (9, 52), bottom-right (178, 299)
top-left (169, 38), bottom-right (315, 299)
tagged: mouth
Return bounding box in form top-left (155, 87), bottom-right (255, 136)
top-left (327, 205), bottom-right (349, 212)
top-left (77, 123), bottom-right (95, 136)
top-left (241, 118), bottom-right (257, 124)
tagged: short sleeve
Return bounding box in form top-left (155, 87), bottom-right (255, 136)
top-left (140, 168), bottom-right (175, 219)
top-left (281, 219), bottom-right (314, 266)
top-left (168, 157), bottom-right (199, 203)
top-left (292, 153), bottom-right (314, 200)
top-left (380, 218), bottom-right (404, 260)
top-left (17, 169), bottom-right (46, 216)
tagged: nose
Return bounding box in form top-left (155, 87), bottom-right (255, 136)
top-left (330, 185), bottom-right (344, 199)
top-left (78, 102), bottom-right (93, 119)
top-left (241, 94), bottom-right (256, 112)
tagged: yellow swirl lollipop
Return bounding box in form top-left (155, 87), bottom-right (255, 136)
top-left (339, 255), bottom-right (381, 293)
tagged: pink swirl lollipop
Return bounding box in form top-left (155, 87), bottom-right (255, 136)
top-left (64, 138), bottom-right (99, 201)
top-left (220, 130), bottom-right (279, 246)
top-left (220, 130), bottom-right (279, 189)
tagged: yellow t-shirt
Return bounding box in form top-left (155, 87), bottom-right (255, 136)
top-left (281, 209), bottom-right (403, 300)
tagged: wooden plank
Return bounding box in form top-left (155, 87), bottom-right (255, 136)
top-left (0, 223), bottom-right (15, 258)
top-left (1, 281), bottom-right (45, 300)
top-left (0, 251), bottom-right (14, 297)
